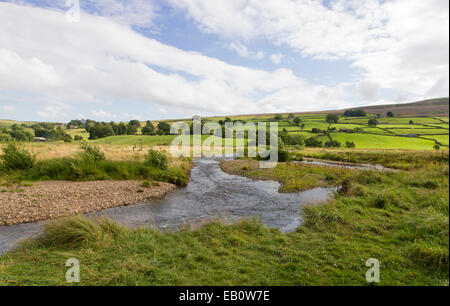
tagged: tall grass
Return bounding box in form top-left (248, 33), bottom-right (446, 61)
top-left (16, 158), bottom-right (188, 186)
top-left (297, 149), bottom-right (449, 169)
top-left (0, 142), bottom-right (189, 186)
top-left (0, 142), bottom-right (35, 171)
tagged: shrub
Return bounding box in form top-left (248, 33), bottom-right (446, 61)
top-left (79, 142), bottom-right (105, 162)
top-left (368, 118), bottom-right (379, 127)
top-left (74, 135), bottom-right (83, 141)
top-left (278, 150), bottom-right (290, 162)
top-left (142, 180), bottom-right (151, 188)
top-left (325, 140), bottom-right (341, 148)
top-left (145, 149), bottom-right (169, 170)
top-left (0, 142), bottom-right (35, 171)
top-left (0, 132), bottom-right (13, 142)
top-left (63, 134), bottom-right (73, 143)
top-left (345, 141), bottom-right (356, 148)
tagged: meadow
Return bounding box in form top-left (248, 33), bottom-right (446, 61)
top-left (92, 114), bottom-right (448, 150)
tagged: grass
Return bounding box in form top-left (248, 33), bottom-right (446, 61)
top-left (0, 153), bottom-right (448, 286)
top-left (0, 143), bottom-right (191, 186)
top-left (221, 159), bottom-right (349, 192)
top-left (329, 133), bottom-right (439, 150)
top-left (8, 158), bottom-right (189, 186)
top-left (295, 149), bottom-right (449, 170)
top-left (430, 135), bottom-right (449, 146)
top-left (90, 135), bottom-right (179, 146)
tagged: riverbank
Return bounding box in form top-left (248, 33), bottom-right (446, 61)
top-left (0, 180), bottom-right (175, 226)
top-left (220, 159), bottom-right (351, 192)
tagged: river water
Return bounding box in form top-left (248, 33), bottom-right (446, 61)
top-left (0, 158), bottom-right (336, 254)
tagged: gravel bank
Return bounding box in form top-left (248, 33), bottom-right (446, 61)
top-left (0, 180), bottom-right (176, 226)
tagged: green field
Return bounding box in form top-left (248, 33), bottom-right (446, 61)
top-left (90, 135), bottom-right (179, 146)
top-left (330, 133), bottom-right (438, 150)
top-left (1, 109), bottom-right (449, 151)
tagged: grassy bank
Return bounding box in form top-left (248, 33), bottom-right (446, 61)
top-left (0, 142), bottom-right (191, 187)
top-left (0, 151), bottom-right (448, 285)
top-left (293, 149), bottom-right (449, 170)
top-left (220, 159), bottom-right (350, 192)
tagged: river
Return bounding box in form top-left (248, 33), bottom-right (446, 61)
top-left (0, 158), bottom-right (336, 254)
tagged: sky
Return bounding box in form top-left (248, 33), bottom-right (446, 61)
top-left (0, 0), bottom-right (448, 122)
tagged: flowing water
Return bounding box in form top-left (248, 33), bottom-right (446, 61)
top-left (0, 158), bottom-right (336, 255)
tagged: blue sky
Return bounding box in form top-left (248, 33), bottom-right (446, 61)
top-left (0, 0), bottom-right (448, 122)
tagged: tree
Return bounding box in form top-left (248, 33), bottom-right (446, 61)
top-left (129, 120), bottom-right (141, 128)
top-left (409, 120), bottom-right (414, 124)
top-left (117, 122), bottom-right (128, 135)
top-left (368, 118), bottom-right (379, 127)
top-left (142, 121), bottom-right (156, 135)
top-left (126, 123), bottom-right (138, 135)
top-left (434, 144), bottom-right (441, 150)
top-left (288, 113), bottom-right (295, 120)
top-left (325, 140), bottom-right (341, 148)
top-left (88, 123), bottom-right (114, 139)
top-left (386, 112), bottom-right (394, 118)
top-left (157, 122), bottom-right (171, 135)
top-left (293, 117), bottom-right (302, 126)
top-left (326, 114), bottom-right (339, 124)
top-left (304, 137), bottom-right (323, 147)
top-left (274, 114), bottom-right (283, 121)
top-left (300, 123), bottom-right (305, 131)
top-left (343, 109), bottom-right (366, 117)
top-left (280, 134), bottom-right (305, 146)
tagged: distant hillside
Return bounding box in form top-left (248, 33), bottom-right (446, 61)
top-left (1, 98), bottom-right (448, 125)
top-left (340, 98), bottom-right (449, 117)
top-left (219, 97), bottom-right (449, 119)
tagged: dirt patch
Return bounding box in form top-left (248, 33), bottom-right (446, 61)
top-left (0, 180), bottom-right (176, 226)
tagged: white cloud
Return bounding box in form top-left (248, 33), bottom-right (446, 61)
top-left (37, 105), bottom-right (69, 120)
top-left (226, 41), bottom-right (264, 60)
top-left (11, 0), bottom-right (159, 28)
top-left (82, 0), bottom-right (159, 29)
top-left (270, 53), bottom-right (285, 64)
top-left (1, 105), bottom-right (15, 116)
top-left (90, 109), bottom-right (117, 120)
top-left (169, 0), bottom-right (449, 98)
top-left (355, 80), bottom-right (381, 102)
top-left (122, 112), bottom-right (142, 120)
top-left (0, 2), bottom-right (349, 117)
